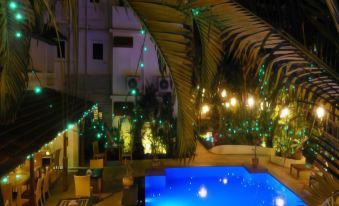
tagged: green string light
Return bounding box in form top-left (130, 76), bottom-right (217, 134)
top-left (140, 62), bottom-right (145, 68)
top-left (143, 46), bottom-right (148, 52)
top-left (34, 86), bottom-right (42, 94)
top-left (130, 89), bottom-right (137, 96)
top-left (192, 8), bottom-right (200, 16)
top-left (140, 29), bottom-right (145, 35)
top-left (15, 13), bottom-right (23, 20)
top-left (15, 31), bottom-right (22, 38)
top-left (9, 1), bottom-right (17, 10)
top-left (67, 123), bottom-right (74, 130)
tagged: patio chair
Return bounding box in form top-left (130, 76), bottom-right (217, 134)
top-left (1, 184), bottom-right (29, 206)
top-left (74, 175), bottom-right (91, 197)
top-left (42, 168), bottom-right (51, 202)
top-left (92, 141), bottom-right (105, 160)
top-left (35, 176), bottom-right (43, 206)
top-left (89, 159), bottom-right (104, 193)
top-left (89, 159), bottom-right (104, 169)
top-left (1, 184), bottom-right (13, 206)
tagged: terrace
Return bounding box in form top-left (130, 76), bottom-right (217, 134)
top-left (0, 0), bottom-right (338, 206)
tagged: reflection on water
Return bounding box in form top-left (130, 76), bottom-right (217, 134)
top-left (145, 166), bottom-right (306, 206)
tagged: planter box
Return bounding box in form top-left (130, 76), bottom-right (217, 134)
top-left (270, 155), bottom-right (305, 168)
top-left (209, 145), bottom-right (274, 156)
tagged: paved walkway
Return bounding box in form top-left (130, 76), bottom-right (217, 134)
top-left (45, 143), bottom-right (311, 205)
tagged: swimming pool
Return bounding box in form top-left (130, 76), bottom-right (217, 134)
top-left (145, 166), bottom-right (307, 206)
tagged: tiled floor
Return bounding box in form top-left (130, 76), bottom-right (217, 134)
top-left (44, 143), bottom-right (312, 205)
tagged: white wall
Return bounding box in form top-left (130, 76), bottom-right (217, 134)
top-left (112, 7), bottom-right (164, 96)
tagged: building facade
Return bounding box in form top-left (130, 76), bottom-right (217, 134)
top-left (29, 0), bottom-right (170, 127)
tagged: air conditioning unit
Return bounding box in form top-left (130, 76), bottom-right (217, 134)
top-left (158, 76), bottom-right (172, 93)
top-left (126, 76), bottom-right (141, 93)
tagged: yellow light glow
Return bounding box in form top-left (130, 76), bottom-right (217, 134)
top-left (221, 89), bottom-right (227, 98)
top-left (225, 102), bottom-right (230, 108)
top-left (230, 97), bottom-right (237, 106)
top-left (316, 106), bottom-right (325, 120)
top-left (247, 96), bottom-right (254, 108)
top-left (201, 104), bottom-right (210, 114)
top-left (280, 107), bottom-right (289, 118)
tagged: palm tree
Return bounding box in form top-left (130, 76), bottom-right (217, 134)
top-left (0, 0), bottom-right (77, 124)
top-left (122, 0), bottom-right (338, 160)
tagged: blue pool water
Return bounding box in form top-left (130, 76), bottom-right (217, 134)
top-left (145, 166), bottom-right (307, 206)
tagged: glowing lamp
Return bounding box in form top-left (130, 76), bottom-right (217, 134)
top-left (201, 104), bottom-right (210, 114)
top-left (220, 89), bottom-right (227, 98)
top-left (316, 106), bottom-right (325, 120)
top-left (247, 96), bottom-right (254, 108)
top-left (280, 107), bottom-right (289, 118)
top-left (230, 97), bottom-right (237, 106)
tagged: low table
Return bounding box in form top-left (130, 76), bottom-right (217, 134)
top-left (57, 198), bottom-right (92, 206)
top-left (290, 164), bottom-right (312, 178)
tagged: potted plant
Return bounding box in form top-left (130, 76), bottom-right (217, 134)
top-left (122, 159), bottom-right (133, 189)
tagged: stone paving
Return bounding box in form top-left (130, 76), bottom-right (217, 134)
top-left (45, 143), bottom-right (312, 206)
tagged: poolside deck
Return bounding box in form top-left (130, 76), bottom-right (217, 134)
top-left (45, 143), bottom-right (311, 206)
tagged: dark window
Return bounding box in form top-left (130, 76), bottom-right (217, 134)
top-left (57, 41), bottom-right (65, 58)
top-left (90, 0), bottom-right (99, 3)
top-left (113, 36), bottom-right (133, 48)
top-left (93, 43), bottom-right (103, 60)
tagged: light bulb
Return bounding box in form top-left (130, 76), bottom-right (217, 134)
top-left (221, 89), bottom-right (227, 98)
top-left (201, 105), bottom-right (210, 114)
top-left (316, 106), bottom-right (325, 120)
top-left (247, 96), bottom-right (254, 108)
top-left (230, 97), bottom-right (237, 106)
top-left (280, 107), bottom-right (289, 118)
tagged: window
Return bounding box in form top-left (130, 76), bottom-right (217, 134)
top-left (57, 41), bottom-right (65, 58)
top-left (113, 36), bottom-right (133, 48)
top-left (92, 43), bottom-right (103, 60)
top-left (90, 0), bottom-right (99, 3)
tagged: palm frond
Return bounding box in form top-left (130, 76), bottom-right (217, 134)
top-left (124, 0), bottom-right (196, 160)
top-left (0, 0), bottom-right (35, 124)
top-left (325, 0), bottom-right (339, 33)
top-left (192, 0), bottom-right (339, 110)
top-left (194, 16), bottom-right (224, 90)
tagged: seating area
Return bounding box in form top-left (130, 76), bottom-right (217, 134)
top-left (1, 149), bottom-right (61, 206)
